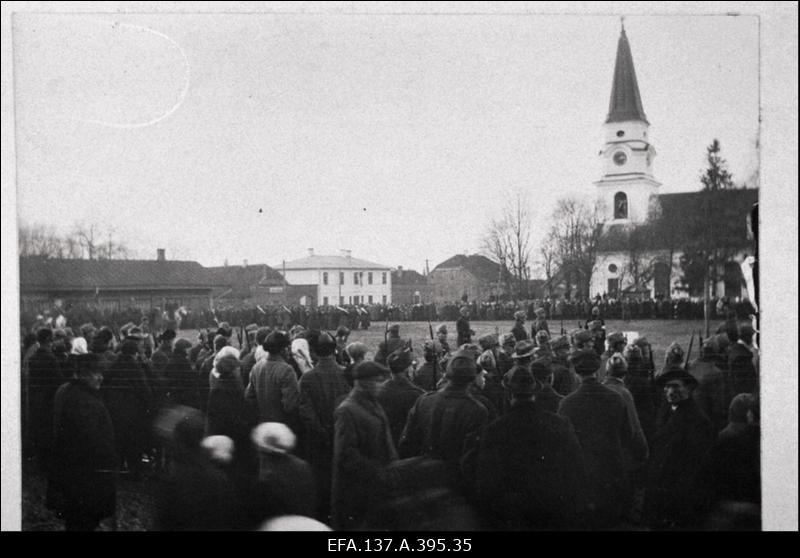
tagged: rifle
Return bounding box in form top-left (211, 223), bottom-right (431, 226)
top-left (236, 325), bottom-right (244, 350)
top-left (428, 312), bottom-right (438, 390)
top-left (684, 331), bottom-right (695, 372)
top-left (560, 319), bottom-right (565, 336)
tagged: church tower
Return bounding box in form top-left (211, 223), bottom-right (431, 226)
top-left (595, 21), bottom-right (660, 224)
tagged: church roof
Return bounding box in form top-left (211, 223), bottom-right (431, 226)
top-left (606, 25), bottom-right (648, 124)
top-left (598, 189), bottom-right (759, 251)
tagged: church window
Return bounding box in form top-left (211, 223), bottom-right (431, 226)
top-left (616, 130), bottom-right (625, 137)
top-left (608, 263), bottom-right (618, 273)
top-left (322, 272), bottom-right (328, 285)
top-left (614, 192), bottom-right (628, 219)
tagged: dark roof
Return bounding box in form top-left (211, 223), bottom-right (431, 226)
top-left (205, 264), bottom-right (285, 288)
top-left (433, 254), bottom-right (504, 284)
top-left (20, 257), bottom-right (214, 291)
top-left (598, 188), bottom-right (759, 251)
top-left (391, 269), bottom-right (428, 286)
top-left (606, 27), bottom-right (648, 124)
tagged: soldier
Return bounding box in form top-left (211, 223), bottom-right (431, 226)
top-left (531, 307), bottom-right (550, 337)
top-left (375, 324), bottom-right (405, 365)
top-left (412, 340), bottom-right (441, 393)
top-left (600, 331), bottom-right (627, 383)
top-left (511, 311), bottom-right (529, 343)
top-left (456, 306), bottom-right (474, 346)
top-left (378, 349), bottom-right (425, 446)
top-left (436, 324), bottom-right (452, 367)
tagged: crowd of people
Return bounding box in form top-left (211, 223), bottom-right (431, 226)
top-left (21, 304), bottom-right (760, 531)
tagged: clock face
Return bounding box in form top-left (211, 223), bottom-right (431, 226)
top-left (613, 151), bottom-right (627, 166)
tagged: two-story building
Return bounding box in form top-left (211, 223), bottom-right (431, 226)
top-left (277, 249), bottom-right (392, 306)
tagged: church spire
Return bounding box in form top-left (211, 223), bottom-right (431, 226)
top-left (606, 20), bottom-right (648, 124)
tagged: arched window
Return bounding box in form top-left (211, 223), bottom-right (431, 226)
top-left (614, 192), bottom-right (628, 219)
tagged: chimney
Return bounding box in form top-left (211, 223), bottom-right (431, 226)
top-left (157, 248), bottom-right (165, 261)
top-left (243, 259), bottom-right (248, 268)
top-left (397, 265), bottom-right (403, 279)
top-left (308, 248), bottom-right (315, 257)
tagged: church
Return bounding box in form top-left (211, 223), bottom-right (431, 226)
top-left (588, 23), bottom-right (758, 302)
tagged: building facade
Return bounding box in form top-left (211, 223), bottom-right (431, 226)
top-left (391, 267), bottom-right (434, 305)
top-left (277, 249), bottom-right (392, 306)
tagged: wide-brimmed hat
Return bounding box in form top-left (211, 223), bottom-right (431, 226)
top-left (655, 367), bottom-right (698, 388)
top-left (511, 340), bottom-right (535, 359)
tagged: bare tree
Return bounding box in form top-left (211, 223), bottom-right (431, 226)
top-left (546, 198), bottom-right (604, 300)
top-left (18, 222), bottom-right (68, 258)
top-left (481, 189), bottom-right (534, 300)
top-left (19, 220), bottom-right (131, 260)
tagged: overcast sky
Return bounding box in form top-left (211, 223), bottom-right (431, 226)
top-left (12, 9), bottom-right (760, 272)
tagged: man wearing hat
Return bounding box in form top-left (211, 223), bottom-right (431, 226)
top-left (727, 322), bottom-right (759, 401)
top-left (240, 327), bottom-right (271, 388)
top-left (475, 365), bottom-right (588, 530)
top-left (643, 366), bottom-right (714, 530)
top-left (378, 349), bottom-right (425, 446)
top-left (558, 349), bottom-right (637, 528)
top-left (435, 324), bottom-right (451, 357)
top-left (549, 335), bottom-right (579, 396)
top-left (531, 307), bottom-right (550, 338)
top-left (79, 323), bottom-right (97, 348)
top-left (529, 359), bottom-right (564, 414)
top-left (495, 333), bottom-right (516, 378)
top-left (375, 323), bottom-right (405, 365)
top-left (331, 360), bottom-right (397, 530)
top-left (399, 349), bottom-right (490, 480)
top-left (412, 340), bottom-right (441, 392)
top-left (599, 331), bottom-right (627, 383)
top-left (298, 331), bottom-right (351, 520)
top-left (511, 310), bottom-right (529, 343)
top-left (688, 338), bottom-right (728, 434)
top-left (150, 328), bottom-right (177, 377)
top-left (245, 330), bottom-right (300, 429)
top-left (456, 306), bottom-right (474, 347)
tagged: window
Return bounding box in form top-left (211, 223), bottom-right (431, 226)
top-left (323, 296), bottom-right (329, 306)
top-left (607, 278), bottom-right (620, 299)
top-left (368, 295), bottom-right (373, 304)
top-left (382, 272), bottom-right (387, 284)
top-left (368, 272), bottom-right (373, 285)
top-left (614, 192), bottom-right (628, 219)
top-left (348, 296), bottom-right (352, 304)
top-left (339, 296), bottom-right (345, 306)
top-left (339, 272), bottom-right (345, 284)
top-left (322, 272), bottom-right (329, 285)
top-left (382, 295), bottom-right (387, 304)
top-left (608, 263), bottom-right (618, 273)
top-left (353, 272), bottom-right (359, 285)
top-left (616, 130), bottom-right (625, 137)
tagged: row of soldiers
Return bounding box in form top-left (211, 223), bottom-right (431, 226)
top-left (21, 309), bottom-right (759, 530)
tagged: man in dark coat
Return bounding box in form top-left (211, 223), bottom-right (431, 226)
top-left (206, 355), bottom-right (251, 452)
top-left (47, 353), bottom-right (116, 531)
top-left (558, 349), bottom-right (636, 528)
top-left (456, 307), bottom-right (474, 347)
top-left (529, 359), bottom-right (564, 414)
top-left (727, 323), bottom-right (759, 401)
top-left (476, 365), bottom-right (588, 530)
top-left (510, 311), bottom-right (529, 343)
top-left (644, 367), bottom-right (715, 530)
top-left (530, 307), bottom-right (550, 337)
top-left (689, 338), bottom-right (728, 434)
top-left (245, 330), bottom-right (299, 428)
top-left (102, 339), bottom-right (154, 477)
top-left (298, 331), bottom-right (351, 521)
top-left (332, 361), bottom-right (398, 530)
top-left (412, 340), bottom-right (441, 392)
top-left (399, 349), bottom-right (490, 483)
top-left (374, 324), bottom-right (405, 365)
top-left (378, 348), bottom-right (425, 446)
top-left (624, 342), bottom-right (658, 444)
top-left (26, 327), bottom-right (64, 472)
top-left (550, 335), bottom-right (580, 396)
top-left (163, 338), bottom-right (201, 410)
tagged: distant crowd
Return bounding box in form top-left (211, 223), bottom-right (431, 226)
top-left (21, 301), bottom-right (760, 531)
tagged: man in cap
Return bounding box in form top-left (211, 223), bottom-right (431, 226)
top-left (245, 330), bottom-right (300, 430)
top-left (375, 323), bottom-right (405, 365)
top-left (435, 324), bottom-right (451, 357)
top-left (643, 366), bottom-right (714, 530)
top-left (529, 359), bottom-right (563, 414)
top-left (150, 328), bottom-right (177, 377)
top-left (476, 365), bottom-right (588, 530)
top-left (410, 340), bottom-right (439, 392)
top-left (531, 307), bottom-right (550, 337)
top-left (599, 331), bottom-right (627, 383)
top-left (342, 342), bottom-right (368, 388)
top-left (558, 349), bottom-right (638, 528)
top-left (496, 333), bottom-right (516, 378)
top-left (378, 348), bottom-right (425, 446)
top-left (332, 361), bottom-right (397, 530)
top-left (456, 306), bottom-right (475, 347)
top-left (399, 349), bottom-right (490, 483)
top-left (550, 335), bottom-right (579, 396)
top-left (297, 331), bottom-right (351, 521)
top-left (511, 311), bottom-right (529, 343)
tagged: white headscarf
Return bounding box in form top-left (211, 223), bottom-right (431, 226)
top-left (211, 346), bottom-right (241, 378)
top-left (70, 337), bottom-right (88, 355)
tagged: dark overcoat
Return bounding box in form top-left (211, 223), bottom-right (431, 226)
top-left (377, 376), bottom-right (425, 446)
top-left (163, 351), bottom-right (201, 410)
top-left (476, 400), bottom-right (588, 530)
top-left (245, 354), bottom-right (300, 426)
top-left (26, 346), bottom-right (64, 466)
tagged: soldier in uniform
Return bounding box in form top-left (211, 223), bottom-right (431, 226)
top-left (375, 324), bottom-right (405, 365)
top-left (531, 307), bottom-right (550, 337)
top-left (511, 311), bottom-right (529, 343)
top-left (456, 306), bottom-right (474, 347)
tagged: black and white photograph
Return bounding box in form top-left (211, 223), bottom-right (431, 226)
top-left (2, 2), bottom-right (797, 533)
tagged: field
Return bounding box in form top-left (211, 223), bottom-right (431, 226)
top-left (22, 318), bottom-right (707, 530)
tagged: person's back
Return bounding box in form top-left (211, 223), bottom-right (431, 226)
top-left (689, 347), bottom-right (728, 434)
top-left (378, 350), bottom-right (425, 446)
top-left (246, 349), bottom-right (299, 425)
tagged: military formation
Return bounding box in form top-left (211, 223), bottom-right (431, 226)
top-left (21, 303), bottom-right (760, 531)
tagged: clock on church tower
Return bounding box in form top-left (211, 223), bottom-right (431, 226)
top-left (593, 23), bottom-right (661, 224)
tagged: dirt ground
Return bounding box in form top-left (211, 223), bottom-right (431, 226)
top-left (21, 318), bottom-right (707, 531)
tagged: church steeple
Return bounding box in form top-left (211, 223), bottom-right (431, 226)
top-left (606, 19), bottom-right (648, 124)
